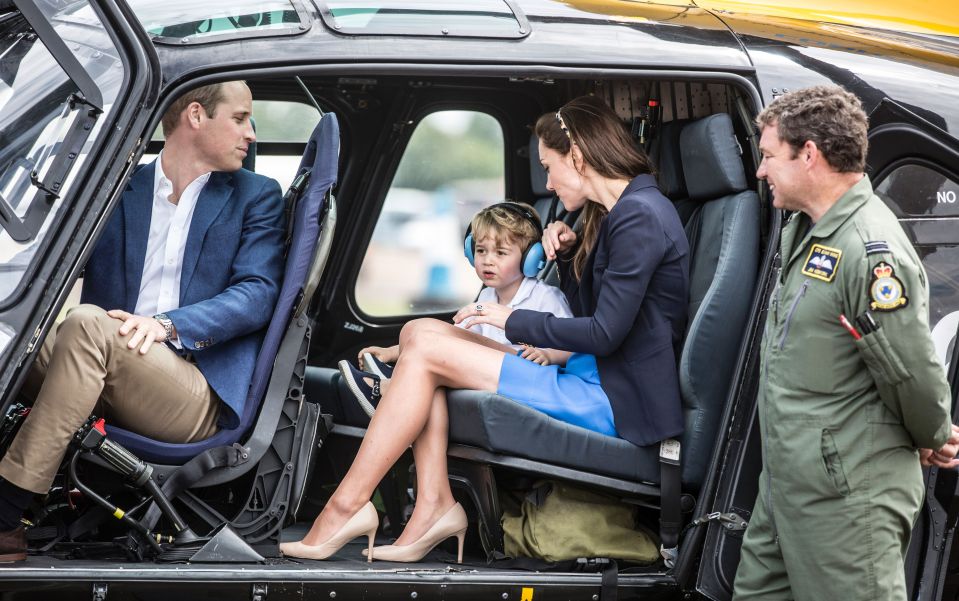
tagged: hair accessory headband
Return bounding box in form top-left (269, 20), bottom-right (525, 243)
top-left (555, 109), bottom-right (571, 141)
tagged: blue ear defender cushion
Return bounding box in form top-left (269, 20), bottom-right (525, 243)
top-left (522, 242), bottom-right (546, 278)
top-left (464, 231), bottom-right (475, 266)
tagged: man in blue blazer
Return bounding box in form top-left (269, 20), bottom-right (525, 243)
top-left (0, 81), bottom-right (284, 560)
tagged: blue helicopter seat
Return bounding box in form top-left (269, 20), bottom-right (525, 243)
top-left (106, 113), bottom-right (340, 464)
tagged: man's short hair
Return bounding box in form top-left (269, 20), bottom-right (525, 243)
top-left (756, 85), bottom-right (868, 173)
top-left (471, 203), bottom-right (541, 251)
top-left (161, 82), bottom-right (228, 137)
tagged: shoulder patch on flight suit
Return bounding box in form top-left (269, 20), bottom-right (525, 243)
top-left (865, 240), bottom-right (891, 255)
top-left (869, 261), bottom-right (908, 312)
top-left (801, 244), bottom-right (842, 282)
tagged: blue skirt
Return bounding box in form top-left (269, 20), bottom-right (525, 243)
top-left (496, 352), bottom-right (617, 437)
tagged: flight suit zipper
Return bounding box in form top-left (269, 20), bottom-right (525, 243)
top-left (761, 279), bottom-right (781, 538)
top-left (761, 340), bottom-right (778, 538)
top-left (778, 280), bottom-right (809, 350)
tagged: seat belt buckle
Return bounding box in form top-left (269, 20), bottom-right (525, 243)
top-left (660, 544), bottom-right (678, 568)
top-left (659, 438), bottom-right (681, 466)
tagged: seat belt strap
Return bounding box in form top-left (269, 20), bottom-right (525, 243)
top-left (141, 445), bottom-right (243, 530)
top-left (659, 438), bottom-right (681, 568)
top-left (600, 558), bottom-right (618, 601)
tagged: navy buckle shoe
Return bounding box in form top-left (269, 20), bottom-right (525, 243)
top-left (338, 360), bottom-right (382, 418)
top-left (361, 352), bottom-right (394, 380)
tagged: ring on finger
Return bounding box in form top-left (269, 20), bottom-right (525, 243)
top-left (475, 304), bottom-right (484, 312)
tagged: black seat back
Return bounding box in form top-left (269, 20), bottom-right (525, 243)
top-left (650, 119), bottom-right (698, 224)
top-left (676, 113), bottom-right (760, 488)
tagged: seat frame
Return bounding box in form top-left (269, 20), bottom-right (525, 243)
top-left (68, 114), bottom-right (340, 553)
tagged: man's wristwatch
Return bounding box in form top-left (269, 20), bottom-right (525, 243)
top-left (153, 313), bottom-right (175, 341)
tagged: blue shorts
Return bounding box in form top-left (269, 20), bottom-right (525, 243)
top-left (496, 352), bottom-right (617, 437)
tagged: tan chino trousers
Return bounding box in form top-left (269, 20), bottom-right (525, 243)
top-left (0, 304), bottom-right (220, 493)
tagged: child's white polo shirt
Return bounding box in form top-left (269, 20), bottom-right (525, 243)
top-left (457, 277), bottom-right (572, 350)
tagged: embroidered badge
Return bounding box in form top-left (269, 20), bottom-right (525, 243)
top-left (869, 261), bottom-right (908, 312)
top-left (801, 244), bottom-right (842, 282)
top-left (865, 240), bottom-right (891, 256)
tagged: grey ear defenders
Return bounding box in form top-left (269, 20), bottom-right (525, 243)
top-left (463, 202), bottom-right (546, 278)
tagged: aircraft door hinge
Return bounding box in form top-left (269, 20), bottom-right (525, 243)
top-left (127, 138), bottom-right (142, 165)
top-left (690, 511), bottom-right (748, 532)
top-left (26, 325), bottom-right (42, 354)
top-left (251, 583), bottom-right (268, 601)
top-left (92, 582), bottom-right (108, 601)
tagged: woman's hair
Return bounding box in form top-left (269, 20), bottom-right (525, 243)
top-left (534, 95), bottom-right (653, 280)
top-left (471, 202), bottom-right (541, 251)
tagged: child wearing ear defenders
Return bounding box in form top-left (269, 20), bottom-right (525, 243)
top-left (455, 202), bottom-right (572, 359)
top-left (345, 203), bottom-right (572, 412)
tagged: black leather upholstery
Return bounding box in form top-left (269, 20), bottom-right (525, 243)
top-left (676, 113), bottom-right (760, 487)
top-left (680, 114), bottom-right (746, 200)
top-left (652, 119), bottom-right (689, 201)
top-left (447, 390), bottom-right (660, 482)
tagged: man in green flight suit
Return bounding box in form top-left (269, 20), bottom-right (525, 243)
top-left (732, 85), bottom-right (959, 600)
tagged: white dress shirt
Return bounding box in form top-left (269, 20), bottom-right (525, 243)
top-left (134, 154), bottom-right (211, 330)
top-left (457, 277), bottom-right (573, 351)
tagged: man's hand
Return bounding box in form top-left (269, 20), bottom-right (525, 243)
top-left (920, 423), bottom-right (959, 469)
top-left (107, 310), bottom-right (169, 355)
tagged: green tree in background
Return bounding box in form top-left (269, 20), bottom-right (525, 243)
top-left (393, 112), bottom-right (504, 191)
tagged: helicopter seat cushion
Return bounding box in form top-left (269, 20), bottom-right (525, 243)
top-left (446, 389), bottom-right (660, 483)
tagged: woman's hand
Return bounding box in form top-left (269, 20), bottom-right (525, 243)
top-left (454, 302), bottom-right (513, 331)
top-left (521, 346), bottom-right (551, 366)
top-left (543, 221), bottom-right (577, 260)
top-left (357, 344), bottom-right (399, 367)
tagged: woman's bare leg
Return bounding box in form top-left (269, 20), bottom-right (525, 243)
top-left (398, 387), bottom-right (454, 545)
top-left (301, 320), bottom-right (505, 545)
top-left (398, 318), bottom-right (516, 356)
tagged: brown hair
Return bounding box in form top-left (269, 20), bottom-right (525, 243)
top-left (471, 203), bottom-right (541, 251)
top-left (161, 82), bottom-right (228, 137)
top-left (756, 85), bottom-right (868, 173)
top-left (534, 95), bottom-right (654, 280)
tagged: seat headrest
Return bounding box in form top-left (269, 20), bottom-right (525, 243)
top-left (529, 134), bottom-right (550, 198)
top-left (679, 113), bottom-right (747, 201)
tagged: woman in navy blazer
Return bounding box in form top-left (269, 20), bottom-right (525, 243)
top-left (282, 97), bottom-right (690, 563)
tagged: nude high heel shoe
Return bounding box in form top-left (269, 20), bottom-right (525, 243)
top-left (364, 502), bottom-right (468, 563)
top-left (280, 501), bottom-right (379, 562)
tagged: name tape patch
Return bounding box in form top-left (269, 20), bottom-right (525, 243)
top-left (801, 244), bottom-right (842, 282)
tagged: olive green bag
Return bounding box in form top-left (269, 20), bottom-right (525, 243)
top-left (501, 481), bottom-right (659, 563)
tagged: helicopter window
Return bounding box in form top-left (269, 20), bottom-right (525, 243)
top-left (318, 0), bottom-right (530, 39)
top-left (0, 1), bottom-right (122, 304)
top-left (354, 110), bottom-right (505, 317)
top-left (876, 162), bottom-right (959, 218)
top-left (128, 0), bottom-right (311, 45)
